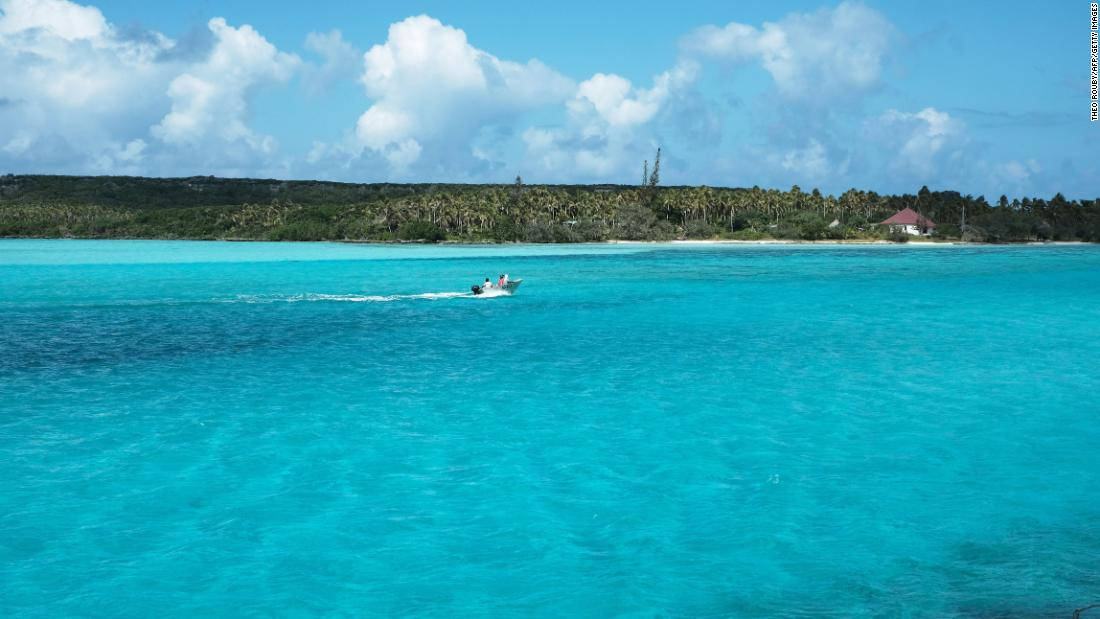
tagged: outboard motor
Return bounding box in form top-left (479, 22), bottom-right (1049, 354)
top-left (471, 285), bottom-right (482, 295)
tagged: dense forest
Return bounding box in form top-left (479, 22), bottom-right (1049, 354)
top-left (1, 172), bottom-right (1098, 243)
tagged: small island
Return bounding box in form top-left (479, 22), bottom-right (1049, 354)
top-left (2, 170), bottom-right (1097, 244)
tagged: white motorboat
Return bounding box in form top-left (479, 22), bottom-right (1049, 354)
top-left (471, 278), bottom-right (522, 295)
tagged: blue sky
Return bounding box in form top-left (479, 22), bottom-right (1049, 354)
top-left (0, 0), bottom-right (1094, 198)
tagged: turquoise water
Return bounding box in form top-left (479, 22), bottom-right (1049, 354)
top-left (2, 239), bottom-right (1099, 616)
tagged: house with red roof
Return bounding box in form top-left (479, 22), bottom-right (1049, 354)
top-left (880, 207), bottom-right (935, 236)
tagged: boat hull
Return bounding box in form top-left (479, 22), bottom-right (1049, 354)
top-left (472, 279), bottom-right (522, 295)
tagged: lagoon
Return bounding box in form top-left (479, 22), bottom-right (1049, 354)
top-left (2, 240), bottom-right (1099, 616)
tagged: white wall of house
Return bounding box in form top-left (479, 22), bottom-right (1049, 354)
top-left (890, 224), bottom-right (929, 236)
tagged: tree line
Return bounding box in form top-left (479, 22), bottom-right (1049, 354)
top-left (1, 172), bottom-right (1098, 243)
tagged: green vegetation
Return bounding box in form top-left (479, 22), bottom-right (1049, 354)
top-left (397, 220), bottom-right (447, 243)
top-left (1, 173), bottom-right (1098, 243)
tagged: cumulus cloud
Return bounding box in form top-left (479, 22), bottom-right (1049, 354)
top-left (151, 17), bottom-right (299, 152)
top-left (0, 0), bottom-right (171, 171)
top-left (868, 107), bottom-right (966, 179)
top-left (770, 138), bottom-right (847, 182)
top-left (570, 61), bottom-right (698, 129)
top-left (521, 60), bottom-right (701, 181)
top-left (302, 29), bottom-right (359, 95)
top-left (655, 2), bottom-right (899, 189)
top-left (873, 110), bottom-right (1063, 198)
top-left (0, 0), bottom-right (108, 40)
top-left (329, 14), bottom-right (573, 173)
top-left (682, 1), bottom-right (895, 100)
top-left (981, 159), bottom-right (1043, 198)
top-left (0, 0), bottom-right (299, 175)
top-left (758, 105), bottom-right (1053, 198)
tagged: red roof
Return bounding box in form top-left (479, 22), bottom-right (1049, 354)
top-left (880, 207), bottom-right (935, 227)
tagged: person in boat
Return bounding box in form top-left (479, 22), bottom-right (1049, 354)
top-left (472, 278), bottom-right (492, 295)
top-left (497, 274), bottom-right (506, 287)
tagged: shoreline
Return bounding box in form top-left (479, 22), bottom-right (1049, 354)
top-left (653, 239), bottom-right (1090, 245)
top-left (1, 236), bottom-right (1093, 247)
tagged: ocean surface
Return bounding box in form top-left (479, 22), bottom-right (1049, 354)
top-left (2, 239), bottom-right (1099, 617)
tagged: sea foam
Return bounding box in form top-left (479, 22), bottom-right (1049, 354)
top-left (233, 291), bottom-right (500, 303)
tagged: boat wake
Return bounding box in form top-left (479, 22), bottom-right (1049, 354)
top-left (472, 288), bottom-right (512, 299)
top-left (233, 290), bottom-right (511, 304)
top-left (3, 290), bottom-right (512, 311)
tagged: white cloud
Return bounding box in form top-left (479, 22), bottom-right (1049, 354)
top-left (713, 103), bottom-right (977, 196)
top-left (870, 107), bottom-right (966, 178)
top-left (0, 0), bottom-right (298, 175)
top-left (117, 138), bottom-right (146, 162)
top-left (773, 139), bottom-right (840, 180)
top-left (682, 1), bottom-right (895, 100)
top-left (985, 159), bottom-right (1042, 197)
top-left (0, 0), bottom-right (171, 110)
top-left (151, 17), bottom-right (299, 151)
top-left (331, 14), bottom-right (573, 174)
top-left (570, 61), bottom-right (698, 128)
top-left (302, 29), bottom-right (359, 95)
top-left (3, 130), bottom-right (33, 155)
top-left (0, 0), bottom-right (108, 40)
top-left (0, 0), bottom-right (172, 171)
top-left (520, 60), bottom-right (701, 181)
